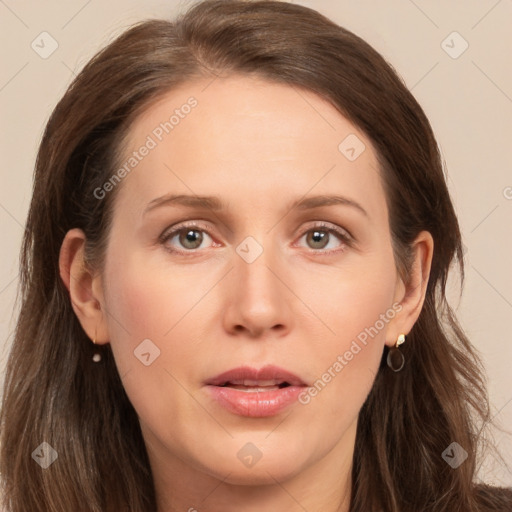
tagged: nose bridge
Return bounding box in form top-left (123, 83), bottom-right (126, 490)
top-left (235, 232), bottom-right (281, 300)
top-left (224, 230), bottom-right (291, 335)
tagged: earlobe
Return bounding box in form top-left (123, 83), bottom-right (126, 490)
top-left (386, 230), bottom-right (434, 346)
top-left (58, 228), bottom-right (109, 344)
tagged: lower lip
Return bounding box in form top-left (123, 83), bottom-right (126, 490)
top-left (206, 385), bottom-right (305, 417)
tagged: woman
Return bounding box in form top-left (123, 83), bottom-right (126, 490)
top-left (0, 0), bottom-right (510, 510)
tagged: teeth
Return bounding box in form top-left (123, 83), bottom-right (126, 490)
top-left (225, 379), bottom-right (285, 386)
top-left (227, 385), bottom-right (281, 392)
top-left (244, 379), bottom-right (282, 386)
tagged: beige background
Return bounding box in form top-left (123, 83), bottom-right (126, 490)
top-left (1, 0), bottom-right (511, 486)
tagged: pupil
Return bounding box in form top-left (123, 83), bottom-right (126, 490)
top-left (309, 230), bottom-right (327, 248)
top-left (181, 229), bottom-right (202, 249)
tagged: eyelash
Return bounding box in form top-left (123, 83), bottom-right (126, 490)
top-left (159, 221), bottom-right (352, 255)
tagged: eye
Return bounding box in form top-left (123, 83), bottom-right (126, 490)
top-left (296, 222), bottom-right (351, 253)
top-left (159, 221), bottom-right (352, 255)
top-left (159, 222), bottom-right (216, 253)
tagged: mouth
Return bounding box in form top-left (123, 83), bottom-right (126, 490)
top-left (204, 365), bottom-right (308, 417)
top-left (204, 364), bottom-right (307, 388)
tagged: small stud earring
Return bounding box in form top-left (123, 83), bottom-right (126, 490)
top-left (386, 333), bottom-right (406, 372)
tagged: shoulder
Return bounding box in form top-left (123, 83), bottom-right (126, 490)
top-left (474, 484), bottom-right (512, 511)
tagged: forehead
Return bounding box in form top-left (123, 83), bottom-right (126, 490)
top-left (114, 75), bottom-right (386, 223)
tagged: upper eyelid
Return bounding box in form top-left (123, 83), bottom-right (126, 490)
top-left (161, 220), bottom-right (350, 236)
top-left (159, 221), bottom-right (214, 241)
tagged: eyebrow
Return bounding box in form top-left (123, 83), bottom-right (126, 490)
top-left (143, 193), bottom-right (368, 218)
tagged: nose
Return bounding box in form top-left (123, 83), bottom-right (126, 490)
top-left (222, 241), bottom-right (294, 339)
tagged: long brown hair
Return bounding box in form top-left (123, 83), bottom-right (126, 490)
top-left (1, 1), bottom-right (510, 510)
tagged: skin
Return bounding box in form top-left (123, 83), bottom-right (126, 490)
top-left (59, 75), bottom-right (433, 512)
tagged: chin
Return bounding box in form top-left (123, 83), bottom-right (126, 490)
top-left (213, 463), bottom-right (301, 486)
top-left (197, 448), bottom-right (307, 486)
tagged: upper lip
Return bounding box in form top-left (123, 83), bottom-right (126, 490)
top-left (205, 365), bottom-right (308, 387)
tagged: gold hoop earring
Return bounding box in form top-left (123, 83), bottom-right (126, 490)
top-left (386, 333), bottom-right (405, 372)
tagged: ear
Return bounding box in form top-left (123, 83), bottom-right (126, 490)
top-left (385, 230), bottom-right (434, 347)
top-left (59, 228), bottom-right (109, 344)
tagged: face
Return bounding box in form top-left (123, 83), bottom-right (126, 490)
top-left (98, 75), bottom-right (403, 486)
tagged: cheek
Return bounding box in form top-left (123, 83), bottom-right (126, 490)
top-left (298, 255), bottom-right (396, 413)
top-left (101, 243), bottom-right (218, 371)
top-left (101, 253), bottom-right (206, 432)
top-left (100, 249), bottom-right (173, 381)
top-left (308, 253), bottom-right (396, 348)
top-left (102, 245), bottom-right (205, 341)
